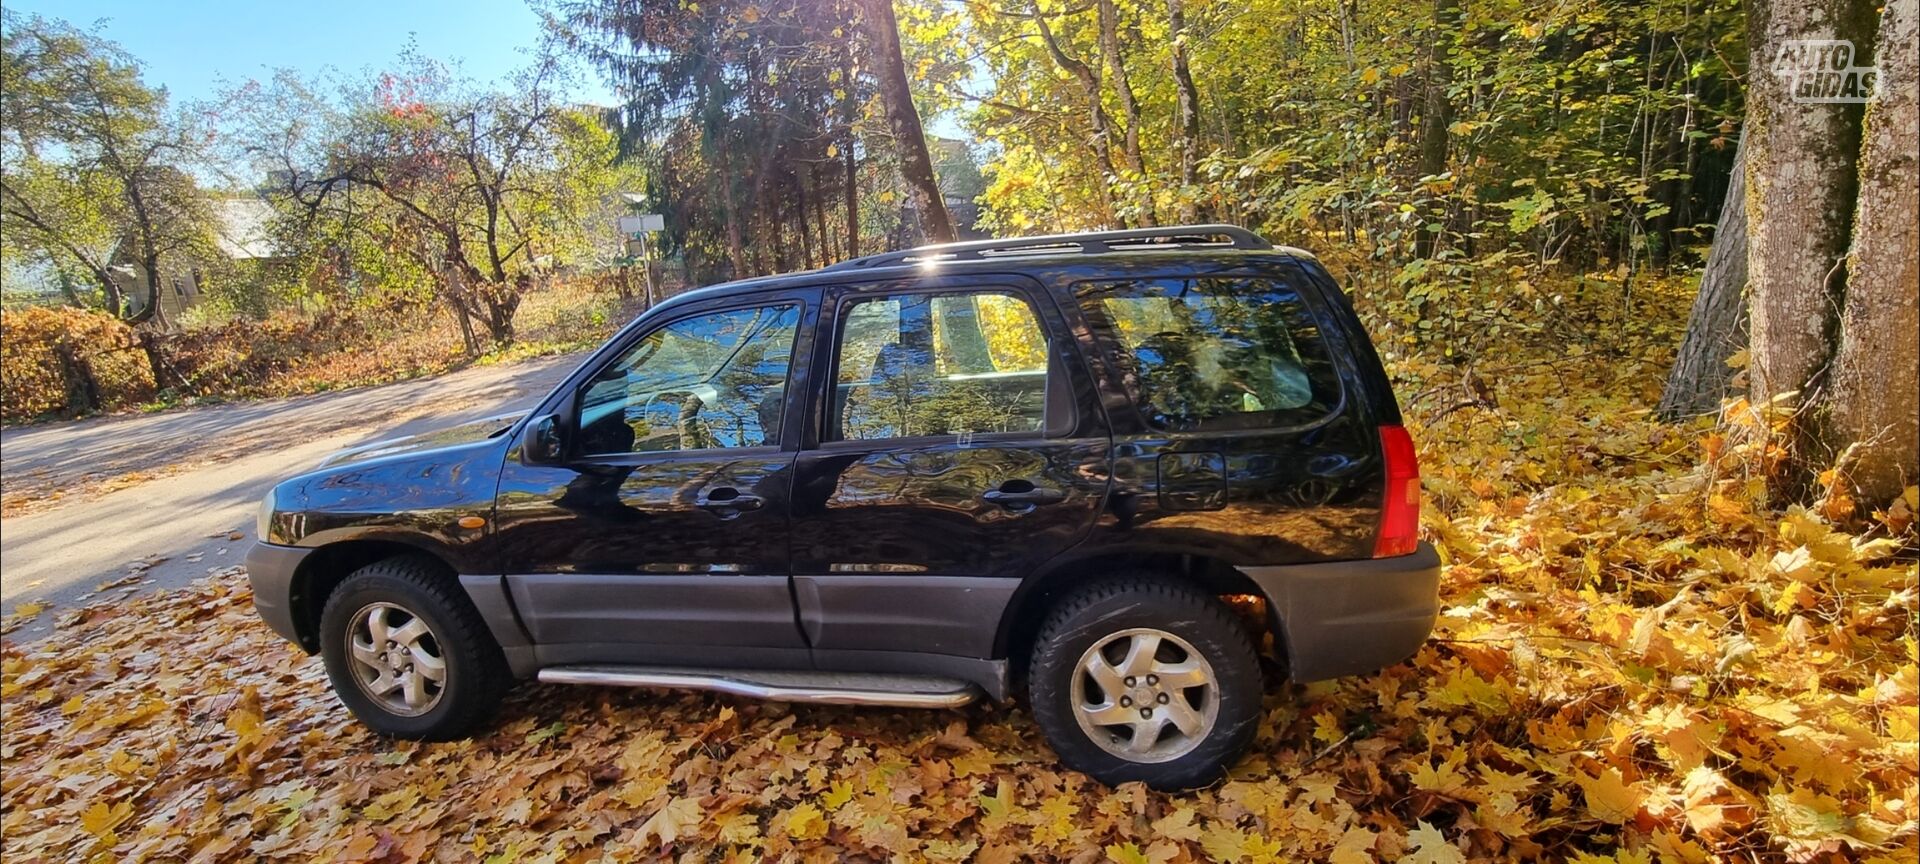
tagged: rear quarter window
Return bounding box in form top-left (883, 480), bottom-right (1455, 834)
top-left (1075, 276), bottom-right (1342, 432)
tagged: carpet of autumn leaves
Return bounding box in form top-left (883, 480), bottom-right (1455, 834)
top-left (3, 274), bottom-right (1916, 863)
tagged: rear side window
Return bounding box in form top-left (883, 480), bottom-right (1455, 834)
top-left (830, 290), bottom-right (1050, 441)
top-left (1076, 276), bottom-right (1340, 431)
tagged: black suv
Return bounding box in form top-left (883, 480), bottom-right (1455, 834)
top-left (247, 225), bottom-right (1438, 789)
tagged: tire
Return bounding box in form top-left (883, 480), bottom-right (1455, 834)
top-left (1028, 577), bottom-right (1262, 790)
top-left (318, 555), bottom-right (509, 740)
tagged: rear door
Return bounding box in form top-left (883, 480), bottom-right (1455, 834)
top-left (788, 275), bottom-right (1111, 659)
top-left (1067, 263), bottom-right (1382, 564)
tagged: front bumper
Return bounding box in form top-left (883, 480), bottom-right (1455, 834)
top-left (1239, 541), bottom-right (1442, 682)
top-left (245, 541), bottom-right (313, 650)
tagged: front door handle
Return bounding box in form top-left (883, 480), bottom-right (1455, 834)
top-left (983, 485), bottom-right (1067, 508)
top-left (695, 487), bottom-right (764, 515)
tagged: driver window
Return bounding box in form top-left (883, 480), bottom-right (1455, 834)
top-left (574, 304), bottom-right (800, 455)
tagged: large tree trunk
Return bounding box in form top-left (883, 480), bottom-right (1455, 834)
top-left (1659, 138), bottom-right (1750, 419)
top-left (861, 0), bottom-right (955, 244)
top-left (1743, 0), bottom-right (1872, 425)
top-left (1827, 0), bottom-right (1918, 505)
top-left (1167, 0), bottom-right (1202, 222)
top-left (1097, 0), bottom-right (1153, 225)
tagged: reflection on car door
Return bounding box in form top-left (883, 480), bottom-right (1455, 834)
top-left (789, 276), bottom-right (1111, 659)
top-left (489, 289), bottom-right (817, 667)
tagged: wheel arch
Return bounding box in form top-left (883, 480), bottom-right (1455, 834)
top-left (287, 539), bottom-right (456, 652)
top-left (992, 548), bottom-right (1285, 681)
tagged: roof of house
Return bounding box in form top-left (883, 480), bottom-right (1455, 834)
top-left (212, 198), bottom-right (279, 260)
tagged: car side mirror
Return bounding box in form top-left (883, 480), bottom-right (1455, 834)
top-left (524, 414), bottom-right (567, 465)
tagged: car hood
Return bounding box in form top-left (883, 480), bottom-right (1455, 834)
top-left (317, 411), bottom-right (527, 469)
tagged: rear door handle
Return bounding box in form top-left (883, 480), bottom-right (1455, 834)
top-left (983, 487), bottom-right (1067, 507)
top-left (695, 488), bottom-right (763, 514)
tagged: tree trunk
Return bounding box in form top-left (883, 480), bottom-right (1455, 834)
top-left (484, 283), bottom-right (521, 346)
top-left (845, 141), bottom-right (861, 257)
top-left (810, 162), bottom-right (835, 262)
top-left (1415, 0), bottom-right (1457, 259)
top-left (1744, 0), bottom-right (1872, 423)
top-left (122, 253), bottom-right (165, 326)
top-left (842, 44), bottom-right (862, 259)
top-left (1659, 138), bottom-right (1750, 419)
top-left (1098, 0), bottom-right (1153, 225)
top-left (794, 175), bottom-right (817, 269)
top-left (1827, 0), bottom-right (1918, 505)
top-left (861, 0), bottom-right (955, 244)
top-left (771, 200), bottom-right (791, 272)
top-left (1649, 101), bottom-right (1692, 268)
top-left (707, 55), bottom-right (748, 278)
top-left (138, 329), bottom-right (183, 393)
top-left (447, 273), bottom-right (480, 355)
top-left (55, 338), bottom-right (101, 415)
top-left (1167, 0), bottom-right (1202, 222)
top-left (1033, 2), bottom-right (1121, 225)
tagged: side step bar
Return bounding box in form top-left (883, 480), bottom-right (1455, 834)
top-left (537, 665), bottom-right (981, 708)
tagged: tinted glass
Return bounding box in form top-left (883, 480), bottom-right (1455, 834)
top-left (1077, 277), bottom-right (1339, 431)
top-left (575, 304), bottom-right (799, 455)
top-left (832, 291), bottom-right (1049, 441)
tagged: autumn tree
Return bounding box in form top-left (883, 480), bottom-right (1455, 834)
top-left (0, 11), bottom-right (215, 324)
top-left (863, 0), bottom-right (956, 244)
top-left (1030, 0), bottom-right (1121, 225)
top-left (241, 51), bottom-right (624, 346)
top-left (1824, 0), bottom-right (1918, 504)
top-left (1716, 0), bottom-right (1918, 507)
top-left (556, 0), bottom-right (961, 275)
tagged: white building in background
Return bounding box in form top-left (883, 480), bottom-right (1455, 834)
top-left (109, 197), bottom-right (285, 321)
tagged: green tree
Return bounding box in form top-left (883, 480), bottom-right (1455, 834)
top-left (241, 50), bottom-right (629, 346)
top-left (0, 11), bottom-right (215, 323)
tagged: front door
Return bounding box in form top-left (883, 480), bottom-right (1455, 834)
top-left (491, 291), bottom-right (817, 666)
top-left (789, 277), bottom-right (1111, 659)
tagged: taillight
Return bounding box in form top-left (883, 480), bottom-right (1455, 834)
top-left (1374, 425), bottom-right (1421, 557)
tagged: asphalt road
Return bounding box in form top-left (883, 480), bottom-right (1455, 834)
top-left (0, 353), bottom-right (584, 639)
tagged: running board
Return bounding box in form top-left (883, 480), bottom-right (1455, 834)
top-left (536, 665), bottom-right (981, 708)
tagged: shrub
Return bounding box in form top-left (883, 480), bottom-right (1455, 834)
top-left (0, 307), bottom-right (156, 423)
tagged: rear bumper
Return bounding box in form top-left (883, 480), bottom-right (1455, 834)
top-left (245, 542), bottom-right (313, 650)
top-left (1239, 541), bottom-right (1441, 682)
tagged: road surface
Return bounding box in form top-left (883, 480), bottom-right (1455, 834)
top-left (0, 353), bottom-right (584, 639)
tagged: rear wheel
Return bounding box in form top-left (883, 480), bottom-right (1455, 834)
top-left (318, 556), bottom-right (508, 740)
top-left (1028, 578), bottom-right (1262, 790)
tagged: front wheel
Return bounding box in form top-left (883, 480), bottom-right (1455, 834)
top-left (318, 556), bottom-right (508, 740)
top-left (1028, 578), bottom-right (1262, 790)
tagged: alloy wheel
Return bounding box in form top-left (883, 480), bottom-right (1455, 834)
top-left (346, 602), bottom-right (447, 716)
top-left (1069, 627), bottom-right (1219, 763)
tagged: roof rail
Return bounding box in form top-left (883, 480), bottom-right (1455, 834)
top-left (822, 223), bottom-right (1272, 271)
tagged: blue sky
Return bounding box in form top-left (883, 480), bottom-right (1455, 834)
top-left (6, 0), bottom-right (615, 106)
top-left (6, 0), bottom-right (969, 143)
